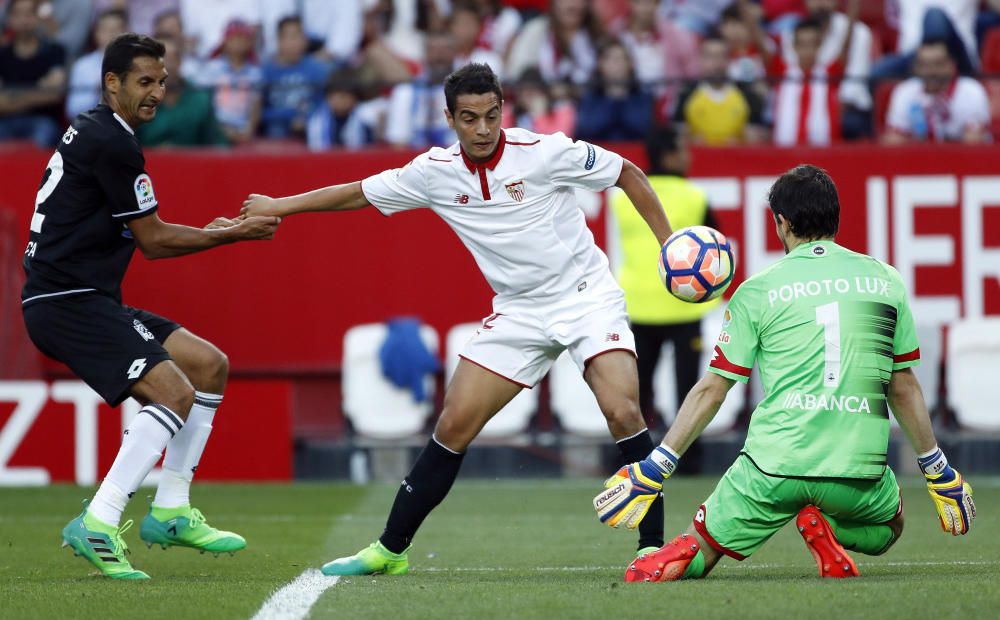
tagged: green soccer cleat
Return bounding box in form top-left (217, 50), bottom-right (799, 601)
top-left (321, 541), bottom-right (409, 576)
top-left (62, 508), bottom-right (149, 580)
top-left (636, 546), bottom-right (660, 558)
top-left (139, 505), bottom-right (246, 555)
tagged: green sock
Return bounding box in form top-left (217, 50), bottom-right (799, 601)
top-left (151, 504), bottom-right (191, 520)
top-left (680, 549), bottom-right (705, 579)
top-left (824, 515), bottom-right (895, 555)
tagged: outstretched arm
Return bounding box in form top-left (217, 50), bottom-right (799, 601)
top-left (616, 159), bottom-right (673, 246)
top-left (661, 372), bottom-right (735, 455)
top-left (887, 367), bottom-right (936, 454)
top-left (242, 181), bottom-right (369, 219)
top-left (127, 212), bottom-right (280, 260)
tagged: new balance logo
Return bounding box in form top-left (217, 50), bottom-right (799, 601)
top-left (127, 358), bottom-right (147, 379)
top-left (453, 194), bottom-right (470, 204)
top-left (605, 333), bottom-right (620, 342)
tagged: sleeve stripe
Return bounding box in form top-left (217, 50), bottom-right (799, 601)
top-left (709, 345), bottom-right (751, 377)
top-left (893, 348), bottom-right (920, 363)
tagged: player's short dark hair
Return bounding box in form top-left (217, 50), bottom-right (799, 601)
top-left (720, 5), bottom-right (743, 23)
top-left (101, 33), bottom-right (165, 92)
top-left (645, 126), bottom-right (681, 174)
top-left (444, 63), bottom-right (503, 114)
top-left (768, 165), bottom-right (840, 239)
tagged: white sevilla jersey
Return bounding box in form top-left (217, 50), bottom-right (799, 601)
top-left (361, 128), bottom-right (626, 310)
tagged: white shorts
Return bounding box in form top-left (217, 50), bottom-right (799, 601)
top-left (459, 295), bottom-right (636, 388)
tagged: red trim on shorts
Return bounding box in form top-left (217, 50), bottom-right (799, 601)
top-left (583, 347), bottom-right (637, 369)
top-left (457, 354), bottom-right (532, 389)
top-left (693, 504), bottom-right (747, 561)
top-left (893, 348), bottom-right (920, 363)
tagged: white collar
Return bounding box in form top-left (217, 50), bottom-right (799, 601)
top-left (112, 112), bottom-right (135, 135)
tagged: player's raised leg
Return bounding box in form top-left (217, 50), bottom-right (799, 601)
top-left (585, 350), bottom-right (665, 554)
top-left (63, 359), bottom-right (194, 580)
top-left (139, 328), bottom-right (246, 555)
top-left (322, 359), bottom-right (523, 576)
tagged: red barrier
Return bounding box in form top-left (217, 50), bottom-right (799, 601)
top-left (2, 142), bottom-right (999, 374)
top-left (0, 379), bottom-right (292, 484)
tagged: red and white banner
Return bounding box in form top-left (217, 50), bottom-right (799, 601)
top-left (0, 379), bottom-right (292, 485)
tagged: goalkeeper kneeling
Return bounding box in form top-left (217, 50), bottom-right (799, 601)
top-left (594, 165), bottom-right (976, 582)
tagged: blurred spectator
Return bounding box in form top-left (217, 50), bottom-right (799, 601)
top-left (0, 0), bottom-right (66, 146)
top-left (40, 0), bottom-right (93, 61)
top-left (472, 0), bottom-right (522, 58)
top-left (450, 0), bottom-right (504, 77)
top-left (358, 0), bottom-right (438, 88)
top-left (180, 0), bottom-right (260, 59)
top-left (659, 0), bottom-right (731, 36)
top-left (883, 40), bottom-right (990, 144)
top-left (94, 0), bottom-right (179, 38)
top-left (382, 0), bottom-right (451, 64)
top-left (574, 39), bottom-right (653, 142)
top-left (977, 1), bottom-right (1000, 50)
top-left (383, 29), bottom-right (456, 147)
top-left (762, 0), bottom-right (806, 34)
top-left (719, 3), bottom-right (771, 85)
top-left (152, 9), bottom-right (202, 78)
top-left (780, 0), bottom-right (873, 140)
top-left (673, 35), bottom-right (767, 145)
top-left (611, 0), bottom-right (699, 120)
top-left (195, 20), bottom-right (262, 144)
top-left (503, 68), bottom-right (576, 136)
top-left (507, 0), bottom-right (601, 86)
top-left (137, 37), bottom-right (227, 147)
top-left (259, 0), bottom-right (363, 65)
top-left (261, 16), bottom-right (328, 139)
top-left (875, 0), bottom-right (979, 78)
top-left (609, 124), bottom-right (718, 461)
top-left (766, 1), bottom-right (860, 147)
top-left (306, 67), bottom-right (379, 150)
top-left (65, 8), bottom-right (125, 120)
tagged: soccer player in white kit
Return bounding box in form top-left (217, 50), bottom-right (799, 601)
top-left (242, 63), bottom-right (675, 575)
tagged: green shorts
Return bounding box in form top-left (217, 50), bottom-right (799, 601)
top-left (694, 453), bottom-right (902, 560)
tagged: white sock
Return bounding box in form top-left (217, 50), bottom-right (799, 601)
top-left (89, 404), bottom-right (183, 527)
top-left (154, 391), bottom-right (221, 508)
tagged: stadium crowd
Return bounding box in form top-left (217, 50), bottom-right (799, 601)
top-left (1, 0), bottom-right (999, 149)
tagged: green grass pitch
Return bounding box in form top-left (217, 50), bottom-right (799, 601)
top-left (1, 478), bottom-right (998, 619)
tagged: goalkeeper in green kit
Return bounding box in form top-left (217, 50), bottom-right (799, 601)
top-left (593, 165), bottom-right (976, 581)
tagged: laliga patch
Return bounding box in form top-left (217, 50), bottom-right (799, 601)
top-left (722, 308), bottom-right (732, 328)
top-left (133, 174), bottom-right (157, 210)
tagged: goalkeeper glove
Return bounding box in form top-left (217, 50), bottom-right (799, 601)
top-left (918, 446), bottom-right (976, 536)
top-left (593, 446), bottom-right (679, 529)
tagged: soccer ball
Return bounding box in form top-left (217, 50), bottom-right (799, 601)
top-left (658, 225), bottom-right (735, 303)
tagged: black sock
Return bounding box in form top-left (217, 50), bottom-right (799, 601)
top-left (616, 429), bottom-right (664, 550)
top-left (379, 437), bottom-right (465, 554)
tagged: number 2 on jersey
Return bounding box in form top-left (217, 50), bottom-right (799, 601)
top-left (31, 151), bottom-right (64, 233)
top-left (815, 301), bottom-right (841, 388)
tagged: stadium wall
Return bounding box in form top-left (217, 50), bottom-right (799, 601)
top-left (1, 144), bottom-right (999, 482)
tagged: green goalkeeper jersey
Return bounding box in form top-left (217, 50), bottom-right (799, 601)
top-left (708, 240), bottom-right (920, 479)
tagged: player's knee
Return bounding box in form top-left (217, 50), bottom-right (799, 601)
top-left (207, 348), bottom-right (229, 384)
top-left (167, 384), bottom-right (196, 420)
top-left (877, 513), bottom-right (904, 554)
top-left (433, 410), bottom-right (476, 451)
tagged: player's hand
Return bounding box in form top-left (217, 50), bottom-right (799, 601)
top-left (925, 468), bottom-right (976, 535)
top-left (233, 215), bottom-right (281, 241)
top-left (919, 447), bottom-right (976, 535)
top-left (593, 446), bottom-right (678, 529)
top-left (204, 216), bottom-right (238, 230)
top-left (594, 461), bottom-right (663, 529)
top-left (242, 193), bottom-right (279, 218)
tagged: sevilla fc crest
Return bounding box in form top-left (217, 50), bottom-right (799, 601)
top-left (505, 180), bottom-right (525, 202)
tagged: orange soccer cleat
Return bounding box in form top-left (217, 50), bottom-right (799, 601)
top-left (624, 534), bottom-right (700, 583)
top-left (796, 505), bottom-right (859, 578)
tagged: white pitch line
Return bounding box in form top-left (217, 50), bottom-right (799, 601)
top-left (251, 569), bottom-right (339, 620)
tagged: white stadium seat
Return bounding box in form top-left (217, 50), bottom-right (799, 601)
top-left (342, 323), bottom-right (439, 440)
top-left (549, 352), bottom-right (607, 437)
top-left (946, 318), bottom-right (1000, 431)
top-left (445, 323), bottom-right (537, 437)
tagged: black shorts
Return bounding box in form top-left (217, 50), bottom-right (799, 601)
top-left (22, 293), bottom-right (182, 406)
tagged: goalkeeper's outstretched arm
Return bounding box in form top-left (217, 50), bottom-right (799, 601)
top-left (889, 367), bottom-right (976, 535)
top-left (660, 373), bottom-right (735, 456)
